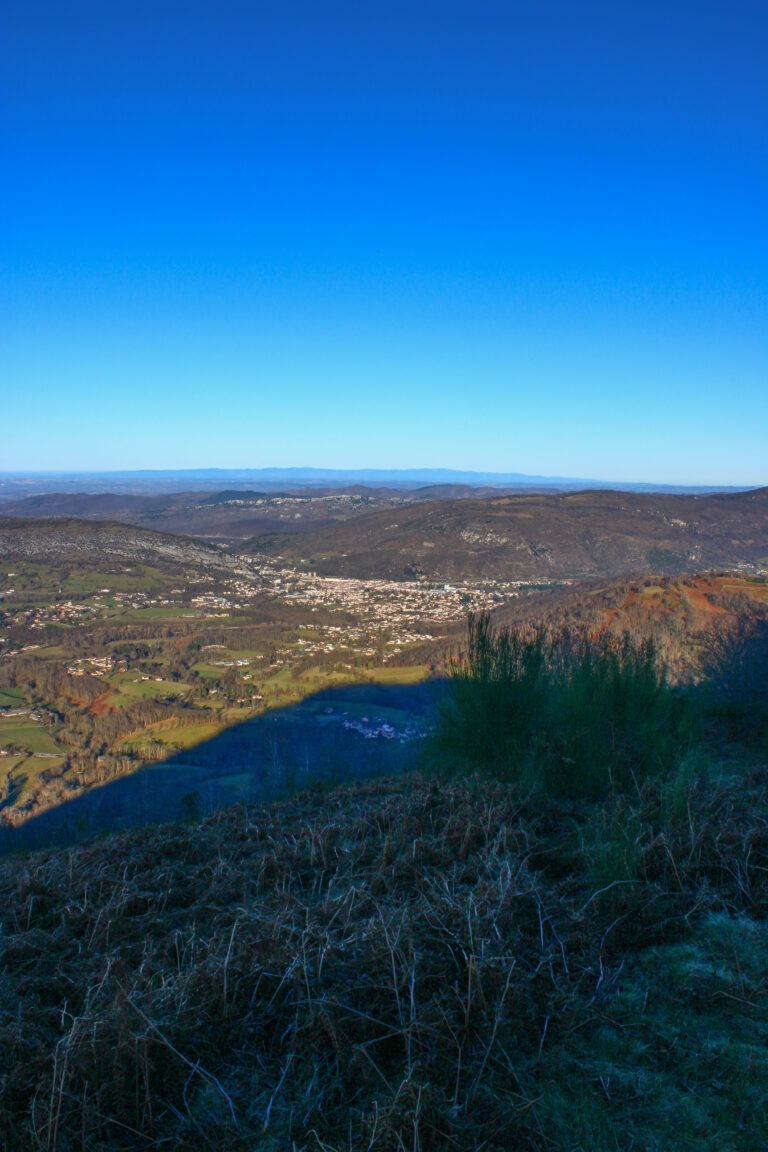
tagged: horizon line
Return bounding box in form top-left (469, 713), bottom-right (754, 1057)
top-left (0, 466), bottom-right (763, 492)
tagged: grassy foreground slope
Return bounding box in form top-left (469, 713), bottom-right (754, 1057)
top-left (2, 758), bottom-right (767, 1150)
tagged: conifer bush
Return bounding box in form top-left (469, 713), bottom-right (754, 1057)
top-left (434, 613), bottom-right (695, 799)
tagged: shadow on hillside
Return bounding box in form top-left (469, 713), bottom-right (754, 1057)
top-left (0, 678), bottom-right (446, 854)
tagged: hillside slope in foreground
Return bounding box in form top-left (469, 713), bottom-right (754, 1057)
top-left (2, 769), bottom-right (767, 1150)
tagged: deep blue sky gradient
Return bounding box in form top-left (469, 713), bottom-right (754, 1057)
top-left (2, 1), bottom-right (766, 482)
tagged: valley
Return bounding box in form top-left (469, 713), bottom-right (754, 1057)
top-left (0, 515), bottom-right (550, 842)
top-left (1, 492), bottom-right (767, 846)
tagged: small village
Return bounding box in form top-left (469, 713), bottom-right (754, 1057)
top-left (0, 555), bottom-right (554, 668)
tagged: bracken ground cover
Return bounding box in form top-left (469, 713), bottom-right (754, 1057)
top-left (2, 761), bottom-right (767, 1151)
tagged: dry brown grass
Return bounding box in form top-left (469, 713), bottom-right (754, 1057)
top-left (1, 767), bottom-right (767, 1150)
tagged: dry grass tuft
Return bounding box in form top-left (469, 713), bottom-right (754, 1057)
top-left (2, 766), bottom-right (767, 1150)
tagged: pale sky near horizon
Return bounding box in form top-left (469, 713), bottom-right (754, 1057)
top-left (2, 1), bottom-right (766, 485)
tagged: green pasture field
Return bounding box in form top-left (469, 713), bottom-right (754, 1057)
top-left (0, 562), bottom-right (57, 594)
top-left (291, 664), bottom-right (351, 683)
top-left (0, 689), bottom-right (28, 709)
top-left (0, 717), bottom-right (62, 756)
top-left (117, 720), bottom-right (223, 751)
top-left (366, 664), bottom-right (430, 685)
top-left (111, 606), bottom-right (203, 622)
top-left (0, 753), bottom-right (65, 807)
top-left (1, 562), bottom-right (174, 598)
top-left (255, 669), bottom-right (313, 706)
top-left (0, 754), bottom-right (29, 778)
top-left (106, 674), bottom-right (193, 704)
top-left (61, 566), bottom-right (174, 594)
top-left (262, 664), bottom-right (300, 688)
top-left (190, 662), bottom-right (222, 679)
top-left (1, 596), bottom-right (61, 609)
top-left (251, 662), bottom-right (429, 704)
top-left (240, 664), bottom-right (430, 718)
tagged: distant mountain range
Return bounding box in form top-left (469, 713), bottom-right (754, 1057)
top-left (0, 467), bottom-right (756, 503)
top-left (2, 486), bottom-right (767, 584)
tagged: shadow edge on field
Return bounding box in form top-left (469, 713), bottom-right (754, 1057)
top-left (0, 676), bottom-right (446, 854)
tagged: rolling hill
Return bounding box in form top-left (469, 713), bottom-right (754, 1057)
top-left (244, 487), bottom-right (768, 581)
top-left (0, 516), bottom-right (238, 570)
top-left (0, 489), bottom-right (407, 544)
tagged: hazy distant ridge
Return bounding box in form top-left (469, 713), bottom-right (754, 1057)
top-left (0, 467), bottom-right (756, 502)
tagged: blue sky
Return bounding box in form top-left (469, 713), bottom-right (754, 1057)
top-left (2, 0), bottom-right (766, 484)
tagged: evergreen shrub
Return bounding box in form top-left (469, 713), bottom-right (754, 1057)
top-left (434, 612), bottom-right (695, 799)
